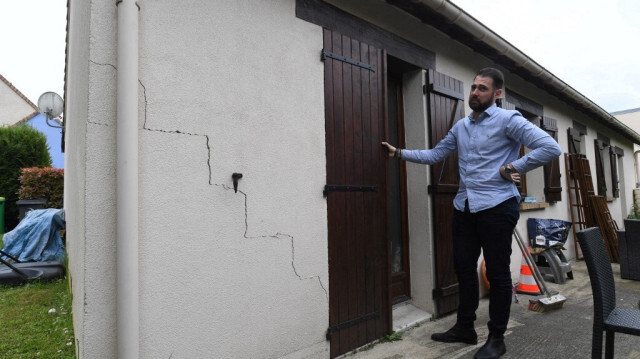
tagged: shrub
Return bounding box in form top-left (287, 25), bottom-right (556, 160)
top-left (0, 125), bottom-right (52, 231)
top-left (18, 167), bottom-right (64, 209)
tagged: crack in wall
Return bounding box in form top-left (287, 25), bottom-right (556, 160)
top-left (87, 60), bottom-right (118, 127)
top-left (139, 80), bottom-right (327, 300)
top-left (89, 59), bottom-right (117, 71)
top-left (234, 189), bottom-right (328, 300)
top-left (139, 79), bottom-right (213, 183)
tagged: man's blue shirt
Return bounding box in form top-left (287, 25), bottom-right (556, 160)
top-left (401, 104), bottom-right (562, 213)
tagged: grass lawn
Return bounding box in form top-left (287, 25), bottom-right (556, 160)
top-left (0, 279), bottom-right (75, 358)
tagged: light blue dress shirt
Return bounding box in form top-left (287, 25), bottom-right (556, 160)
top-left (401, 104), bottom-right (562, 213)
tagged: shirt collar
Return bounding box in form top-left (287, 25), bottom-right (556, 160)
top-left (468, 103), bottom-right (499, 123)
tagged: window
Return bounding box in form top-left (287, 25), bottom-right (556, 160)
top-left (594, 134), bottom-right (622, 199)
top-left (541, 117), bottom-right (562, 202)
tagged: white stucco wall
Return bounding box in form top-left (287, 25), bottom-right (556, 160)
top-left (0, 78), bottom-right (36, 125)
top-left (67, 0), bottom-right (329, 358)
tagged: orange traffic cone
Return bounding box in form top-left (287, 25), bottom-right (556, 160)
top-left (516, 255), bottom-right (542, 295)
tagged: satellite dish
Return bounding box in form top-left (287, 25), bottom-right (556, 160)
top-left (37, 91), bottom-right (64, 119)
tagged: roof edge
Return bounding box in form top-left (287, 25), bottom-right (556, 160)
top-left (389, 0), bottom-right (640, 143)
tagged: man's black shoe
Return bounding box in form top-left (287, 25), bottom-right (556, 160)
top-left (473, 334), bottom-right (506, 359)
top-left (431, 325), bottom-right (477, 345)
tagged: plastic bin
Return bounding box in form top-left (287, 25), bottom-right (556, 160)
top-left (16, 199), bottom-right (47, 221)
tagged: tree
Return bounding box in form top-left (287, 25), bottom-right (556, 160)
top-left (0, 124), bottom-right (52, 232)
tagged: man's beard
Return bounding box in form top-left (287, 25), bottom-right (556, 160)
top-left (469, 93), bottom-right (495, 113)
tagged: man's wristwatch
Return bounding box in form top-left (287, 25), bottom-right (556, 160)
top-left (504, 165), bottom-right (514, 175)
top-left (503, 164), bottom-right (518, 175)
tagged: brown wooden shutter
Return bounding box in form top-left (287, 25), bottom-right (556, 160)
top-left (610, 146), bottom-right (623, 198)
top-left (541, 117), bottom-right (562, 202)
top-left (594, 139), bottom-right (607, 196)
top-left (322, 28), bottom-right (390, 358)
top-left (500, 99), bottom-right (526, 195)
top-left (426, 69), bottom-right (465, 317)
top-left (567, 128), bottom-right (582, 154)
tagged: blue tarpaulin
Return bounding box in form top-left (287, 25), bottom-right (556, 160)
top-left (2, 208), bottom-right (65, 262)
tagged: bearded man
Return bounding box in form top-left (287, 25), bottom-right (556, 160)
top-left (382, 67), bottom-right (561, 359)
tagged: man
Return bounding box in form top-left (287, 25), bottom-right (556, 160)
top-left (382, 68), bottom-right (561, 359)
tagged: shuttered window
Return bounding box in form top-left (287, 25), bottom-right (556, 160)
top-left (541, 117), bottom-right (562, 202)
top-left (594, 137), bottom-right (610, 197)
top-left (610, 146), bottom-right (624, 198)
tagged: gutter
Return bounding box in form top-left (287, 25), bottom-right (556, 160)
top-left (392, 0), bottom-right (640, 144)
top-left (115, 0), bottom-right (140, 358)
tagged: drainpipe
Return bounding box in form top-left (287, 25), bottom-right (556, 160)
top-left (116, 0), bottom-right (139, 358)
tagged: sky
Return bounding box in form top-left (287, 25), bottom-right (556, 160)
top-left (1, 1), bottom-right (639, 113)
top-left (451, 0), bottom-right (640, 113)
top-left (1, 0), bottom-right (66, 107)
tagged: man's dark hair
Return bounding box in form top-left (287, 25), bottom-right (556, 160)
top-left (475, 67), bottom-right (504, 90)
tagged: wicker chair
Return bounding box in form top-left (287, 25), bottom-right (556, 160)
top-left (622, 219), bottom-right (640, 280)
top-left (577, 227), bottom-right (640, 359)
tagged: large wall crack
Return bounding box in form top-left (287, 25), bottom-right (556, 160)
top-left (138, 81), bottom-right (325, 300)
top-left (229, 189), bottom-right (328, 300)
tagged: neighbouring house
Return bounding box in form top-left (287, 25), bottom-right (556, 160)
top-left (63, 1), bottom-right (640, 358)
top-left (0, 74), bottom-right (39, 126)
top-left (0, 74), bottom-right (65, 168)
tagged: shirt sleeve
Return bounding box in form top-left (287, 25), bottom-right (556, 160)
top-left (506, 114), bottom-right (562, 173)
top-left (400, 125), bottom-right (458, 165)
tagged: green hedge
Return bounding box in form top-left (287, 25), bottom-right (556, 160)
top-left (0, 125), bottom-right (52, 231)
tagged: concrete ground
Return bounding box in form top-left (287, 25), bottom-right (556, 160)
top-left (340, 260), bottom-right (640, 359)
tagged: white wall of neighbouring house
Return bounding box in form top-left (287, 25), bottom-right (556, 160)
top-left (0, 77), bottom-right (37, 126)
top-left (613, 108), bottom-right (640, 187)
top-left (66, 1), bottom-right (329, 358)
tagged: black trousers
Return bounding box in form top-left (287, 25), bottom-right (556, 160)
top-left (452, 197), bottom-right (520, 336)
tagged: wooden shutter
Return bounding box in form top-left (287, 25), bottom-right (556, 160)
top-left (323, 28), bottom-right (390, 358)
top-left (500, 99), bottom-right (526, 195)
top-left (541, 117), bottom-right (562, 202)
top-left (426, 69), bottom-right (465, 317)
top-left (610, 147), bottom-right (623, 198)
top-left (567, 128), bottom-right (582, 154)
top-left (594, 139), bottom-right (607, 196)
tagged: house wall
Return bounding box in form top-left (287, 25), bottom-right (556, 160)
top-left (66, 0), bottom-right (638, 358)
top-left (67, 1), bottom-right (329, 358)
top-left (25, 113), bottom-right (65, 168)
top-left (0, 78), bottom-right (36, 125)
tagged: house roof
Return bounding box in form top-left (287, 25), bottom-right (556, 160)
top-left (388, 0), bottom-right (640, 144)
top-left (0, 73), bottom-right (39, 116)
top-left (611, 107), bottom-right (640, 116)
